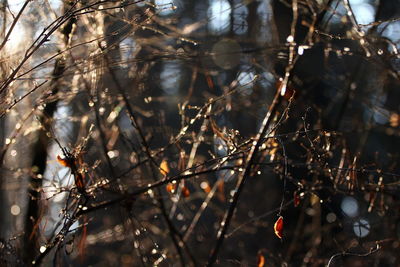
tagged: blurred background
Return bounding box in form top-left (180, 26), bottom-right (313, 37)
top-left (0, 0), bottom-right (400, 266)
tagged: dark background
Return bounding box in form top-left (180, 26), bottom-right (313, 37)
top-left (0, 0), bottom-right (400, 266)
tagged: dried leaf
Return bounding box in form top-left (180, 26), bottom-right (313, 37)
top-left (274, 216), bottom-right (283, 239)
top-left (166, 183), bottom-right (176, 193)
top-left (257, 253), bottom-right (265, 267)
top-left (201, 181), bottom-right (211, 193)
top-left (160, 159), bottom-right (170, 176)
top-left (182, 186), bottom-right (190, 198)
top-left (390, 113), bottom-right (399, 127)
top-left (57, 155), bottom-right (70, 167)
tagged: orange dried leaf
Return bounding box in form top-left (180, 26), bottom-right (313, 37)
top-left (257, 253), bottom-right (265, 267)
top-left (205, 74), bottom-right (214, 89)
top-left (274, 216), bottom-right (283, 239)
top-left (201, 181), bottom-right (211, 193)
top-left (390, 113), bottom-right (399, 127)
top-left (160, 159), bottom-right (170, 176)
top-left (57, 155), bottom-right (70, 167)
top-left (166, 183), bottom-right (176, 193)
top-left (182, 186), bottom-right (190, 198)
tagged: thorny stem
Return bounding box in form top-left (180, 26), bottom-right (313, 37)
top-left (206, 86), bottom-right (283, 266)
top-left (32, 197), bottom-right (89, 266)
top-left (326, 244), bottom-right (380, 266)
top-left (102, 49), bottom-right (194, 266)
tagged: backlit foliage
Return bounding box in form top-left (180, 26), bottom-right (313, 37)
top-left (0, 0), bottom-right (400, 266)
